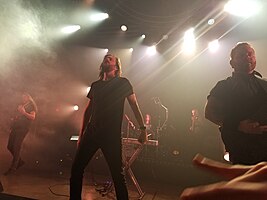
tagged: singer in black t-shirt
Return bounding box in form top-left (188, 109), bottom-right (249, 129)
top-left (70, 54), bottom-right (148, 200)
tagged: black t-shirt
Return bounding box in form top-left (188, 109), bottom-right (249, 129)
top-left (87, 77), bottom-right (133, 134)
top-left (12, 102), bottom-right (35, 130)
top-left (209, 72), bottom-right (266, 129)
top-left (208, 72), bottom-right (267, 164)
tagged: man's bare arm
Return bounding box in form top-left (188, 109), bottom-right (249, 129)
top-left (127, 94), bottom-right (147, 143)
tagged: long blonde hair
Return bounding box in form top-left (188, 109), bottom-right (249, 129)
top-left (99, 54), bottom-right (122, 80)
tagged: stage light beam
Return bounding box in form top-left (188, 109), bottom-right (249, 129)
top-left (89, 12), bottom-right (109, 21)
top-left (182, 28), bottom-right (196, 55)
top-left (61, 25), bottom-right (81, 34)
top-left (224, 0), bottom-right (261, 17)
top-left (146, 45), bottom-right (157, 56)
top-left (208, 40), bottom-right (220, 53)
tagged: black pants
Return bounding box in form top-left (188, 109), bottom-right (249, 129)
top-left (70, 130), bottom-right (128, 200)
top-left (7, 128), bottom-right (28, 169)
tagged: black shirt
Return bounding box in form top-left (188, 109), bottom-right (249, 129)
top-left (87, 77), bottom-right (133, 135)
top-left (12, 102), bottom-right (35, 130)
top-left (208, 72), bottom-right (267, 164)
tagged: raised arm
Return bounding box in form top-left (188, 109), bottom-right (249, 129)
top-left (18, 105), bottom-right (36, 120)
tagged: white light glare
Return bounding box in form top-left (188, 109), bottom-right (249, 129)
top-left (104, 49), bottom-right (109, 53)
top-left (129, 48), bottom-right (133, 52)
top-left (224, 152), bottom-right (230, 162)
top-left (87, 87), bottom-right (91, 94)
top-left (208, 40), bottom-right (220, 53)
top-left (224, 0), bottom-right (261, 17)
top-left (90, 13), bottom-right (109, 21)
top-left (182, 28), bottom-right (196, 55)
top-left (121, 25), bottom-right (127, 31)
top-left (61, 25), bottom-right (81, 34)
top-left (146, 45), bottom-right (157, 56)
top-left (141, 34), bottom-right (146, 39)
top-left (208, 18), bottom-right (215, 25)
top-left (73, 105), bottom-right (79, 111)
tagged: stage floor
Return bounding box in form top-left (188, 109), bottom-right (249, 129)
top-left (0, 136), bottom-right (184, 200)
top-left (0, 130), bottom-right (224, 200)
top-left (0, 168), bottom-right (183, 200)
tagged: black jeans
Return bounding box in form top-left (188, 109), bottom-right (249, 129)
top-left (7, 128), bottom-right (28, 169)
top-left (70, 130), bottom-right (128, 200)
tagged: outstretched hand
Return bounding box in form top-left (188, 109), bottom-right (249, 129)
top-left (180, 154), bottom-right (267, 200)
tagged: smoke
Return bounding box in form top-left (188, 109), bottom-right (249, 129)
top-left (0, 0), bottom-right (44, 69)
top-left (0, 0), bottom-right (77, 144)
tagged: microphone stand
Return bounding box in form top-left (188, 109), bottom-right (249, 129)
top-left (153, 97), bottom-right (169, 156)
top-left (124, 114), bottom-right (135, 139)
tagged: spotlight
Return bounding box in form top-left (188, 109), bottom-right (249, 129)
top-left (208, 18), bottom-right (215, 25)
top-left (224, 0), bottom-right (261, 17)
top-left (146, 45), bottom-right (157, 56)
top-left (129, 48), bottom-right (133, 52)
top-left (162, 35), bottom-right (168, 40)
top-left (73, 105), bottom-right (79, 111)
top-left (61, 25), bottom-right (81, 34)
top-left (182, 28), bottom-right (196, 55)
top-left (90, 12), bottom-right (109, 21)
top-left (121, 25), bottom-right (128, 32)
top-left (141, 34), bottom-right (146, 39)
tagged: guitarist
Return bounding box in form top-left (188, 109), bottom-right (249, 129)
top-left (4, 93), bottom-right (37, 175)
top-left (205, 42), bottom-right (267, 165)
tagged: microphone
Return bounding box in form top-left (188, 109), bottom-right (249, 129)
top-left (124, 114), bottom-right (135, 129)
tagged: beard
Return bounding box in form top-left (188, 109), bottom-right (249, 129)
top-left (102, 64), bottom-right (117, 72)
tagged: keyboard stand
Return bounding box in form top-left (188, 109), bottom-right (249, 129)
top-left (122, 141), bottom-right (145, 199)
